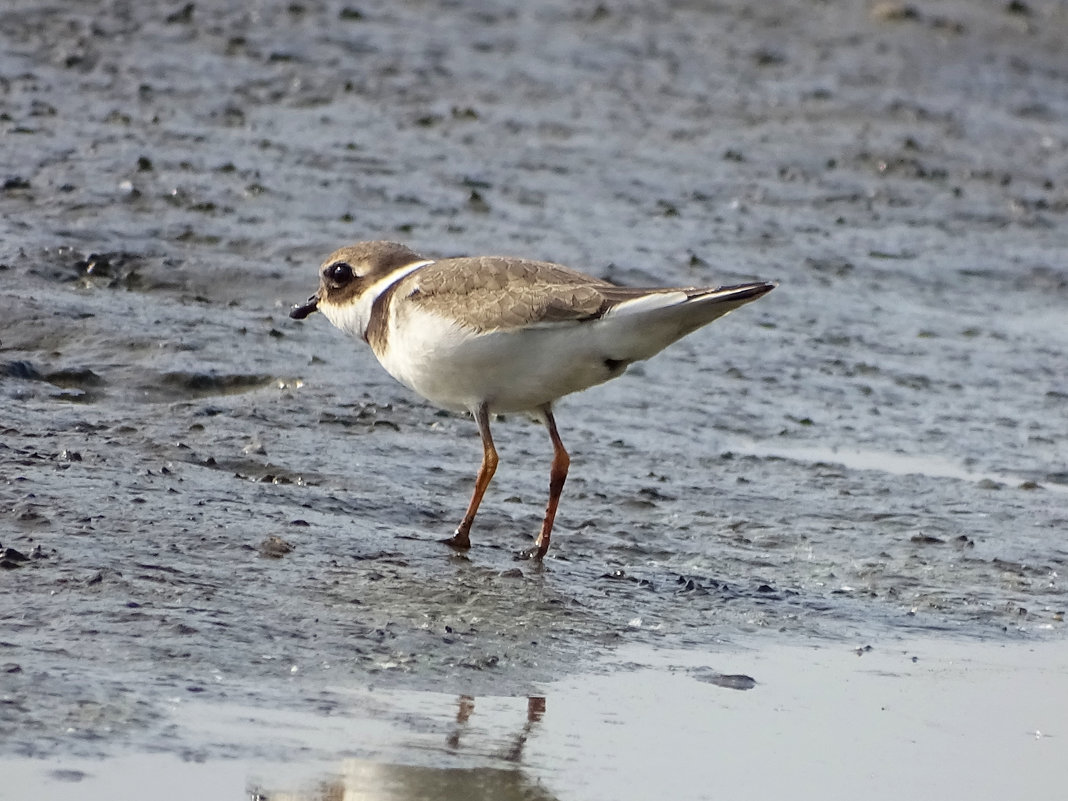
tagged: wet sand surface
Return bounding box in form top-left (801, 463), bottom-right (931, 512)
top-left (1, 0), bottom-right (1066, 797)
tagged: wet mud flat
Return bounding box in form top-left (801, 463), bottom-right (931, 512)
top-left (1, 0), bottom-right (1067, 796)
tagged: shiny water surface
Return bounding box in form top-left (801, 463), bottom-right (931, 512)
top-left (3, 638), bottom-right (1065, 800)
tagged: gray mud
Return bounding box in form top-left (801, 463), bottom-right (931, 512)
top-left (1, 0), bottom-right (1066, 771)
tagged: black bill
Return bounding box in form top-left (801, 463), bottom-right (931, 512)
top-left (290, 295), bottom-right (319, 319)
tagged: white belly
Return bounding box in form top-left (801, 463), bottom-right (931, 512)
top-left (376, 307), bottom-right (621, 414)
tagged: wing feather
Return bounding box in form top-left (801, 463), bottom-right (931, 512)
top-left (401, 257), bottom-right (613, 331)
top-left (397, 255), bottom-right (768, 334)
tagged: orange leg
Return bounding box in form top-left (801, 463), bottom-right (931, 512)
top-left (443, 402), bottom-right (497, 550)
top-left (519, 406), bottom-right (569, 560)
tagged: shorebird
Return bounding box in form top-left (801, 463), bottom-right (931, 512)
top-left (291, 241), bottom-right (774, 559)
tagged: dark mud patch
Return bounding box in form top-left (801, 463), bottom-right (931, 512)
top-left (152, 370), bottom-right (278, 399)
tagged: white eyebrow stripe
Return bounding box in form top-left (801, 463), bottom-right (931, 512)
top-left (363, 259), bottom-right (436, 306)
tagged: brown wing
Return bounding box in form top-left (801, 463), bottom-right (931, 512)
top-left (399, 256), bottom-right (618, 332)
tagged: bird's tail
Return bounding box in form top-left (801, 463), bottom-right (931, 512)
top-left (594, 281), bottom-right (776, 363)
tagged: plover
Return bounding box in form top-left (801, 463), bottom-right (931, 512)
top-left (291, 241), bottom-right (774, 559)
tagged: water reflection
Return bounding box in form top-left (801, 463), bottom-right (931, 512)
top-left (446, 695), bottom-right (546, 762)
top-left (252, 695), bottom-right (555, 801)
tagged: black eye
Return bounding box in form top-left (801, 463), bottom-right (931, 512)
top-left (326, 261), bottom-right (354, 284)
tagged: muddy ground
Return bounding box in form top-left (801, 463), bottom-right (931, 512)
top-left (1, 0), bottom-right (1066, 779)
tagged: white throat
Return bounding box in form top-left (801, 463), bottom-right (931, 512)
top-left (321, 259), bottom-right (434, 340)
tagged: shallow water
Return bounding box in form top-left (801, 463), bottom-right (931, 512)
top-left (1, 0), bottom-right (1066, 794)
top-left (4, 637), bottom-right (1067, 800)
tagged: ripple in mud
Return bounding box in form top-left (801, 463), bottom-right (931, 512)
top-left (150, 370), bottom-right (278, 399)
top-left (25, 247), bottom-right (181, 293)
top-left (0, 359), bottom-right (105, 402)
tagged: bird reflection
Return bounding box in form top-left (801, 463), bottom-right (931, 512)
top-left (446, 694), bottom-right (546, 763)
top-left (251, 695), bottom-right (554, 801)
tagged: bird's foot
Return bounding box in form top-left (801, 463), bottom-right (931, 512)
top-left (515, 543), bottom-right (547, 561)
top-left (440, 530), bottom-right (471, 550)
